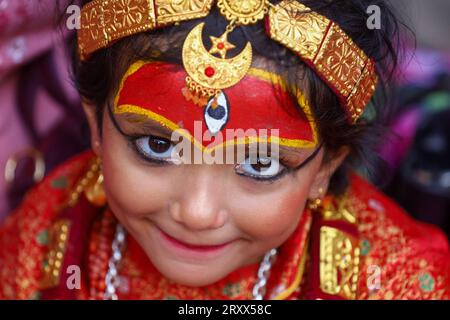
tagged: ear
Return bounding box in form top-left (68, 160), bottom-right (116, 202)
top-left (308, 147), bottom-right (349, 199)
top-left (82, 99), bottom-right (102, 157)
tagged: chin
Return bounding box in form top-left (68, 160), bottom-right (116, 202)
top-left (151, 256), bottom-right (235, 287)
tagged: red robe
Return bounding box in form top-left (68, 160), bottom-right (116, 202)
top-left (1, 151), bottom-right (449, 299)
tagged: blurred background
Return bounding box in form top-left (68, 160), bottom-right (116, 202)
top-left (0, 0), bottom-right (449, 237)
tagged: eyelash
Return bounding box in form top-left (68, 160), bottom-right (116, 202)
top-left (126, 135), bottom-right (172, 166)
top-left (125, 135), bottom-right (295, 182)
top-left (235, 165), bottom-right (292, 183)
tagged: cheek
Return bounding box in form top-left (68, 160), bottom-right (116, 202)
top-left (100, 117), bottom-right (171, 220)
top-left (229, 167), bottom-right (319, 243)
top-left (233, 186), bottom-right (307, 241)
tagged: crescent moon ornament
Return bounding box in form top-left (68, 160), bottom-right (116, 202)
top-left (182, 22), bottom-right (253, 134)
top-left (182, 23), bottom-right (253, 95)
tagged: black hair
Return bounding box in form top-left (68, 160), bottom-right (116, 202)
top-left (70, 0), bottom-right (407, 194)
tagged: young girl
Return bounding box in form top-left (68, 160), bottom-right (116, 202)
top-left (1, 0), bottom-right (449, 300)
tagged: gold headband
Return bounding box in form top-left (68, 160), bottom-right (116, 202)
top-left (78, 0), bottom-right (377, 123)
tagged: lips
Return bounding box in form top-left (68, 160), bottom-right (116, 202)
top-left (158, 226), bottom-right (234, 253)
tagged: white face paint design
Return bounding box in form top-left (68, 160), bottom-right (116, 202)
top-left (204, 91), bottom-right (229, 136)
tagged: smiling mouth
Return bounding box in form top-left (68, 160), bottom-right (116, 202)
top-left (157, 227), bottom-right (235, 253)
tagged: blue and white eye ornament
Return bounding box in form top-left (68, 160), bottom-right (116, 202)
top-left (204, 91), bottom-right (230, 136)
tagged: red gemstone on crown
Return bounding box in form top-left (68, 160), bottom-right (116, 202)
top-left (205, 67), bottom-right (215, 77)
top-left (217, 42), bottom-right (225, 50)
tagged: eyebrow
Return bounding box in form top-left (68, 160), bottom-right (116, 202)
top-left (111, 106), bottom-right (174, 139)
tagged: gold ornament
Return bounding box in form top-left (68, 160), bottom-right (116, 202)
top-left (68, 158), bottom-right (107, 207)
top-left (78, 0), bottom-right (214, 60)
top-left (320, 226), bottom-right (360, 299)
top-left (182, 22), bottom-right (252, 105)
top-left (321, 194), bottom-right (357, 225)
top-left (268, 0), bottom-right (378, 123)
top-left (155, 0), bottom-right (214, 25)
top-left (78, 0), bottom-right (378, 123)
top-left (209, 33), bottom-right (236, 59)
top-left (181, 0), bottom-right (271, 107)
top-left (217, 0), bottom-right (269, 25)
top-left (84, 170), bottom-right (107, 207)
top-left (308, 198), bottom-right (323, 211)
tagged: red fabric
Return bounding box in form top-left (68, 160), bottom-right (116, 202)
top-left (0, 152), bottom-right (92, 299)
top-left (0, 151), bottom-right (449, 299)
top-left (350, 175), bottom-right (450, 299)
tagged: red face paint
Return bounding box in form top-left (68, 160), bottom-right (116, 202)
top-left (115, 61), bottom-right (317, 150)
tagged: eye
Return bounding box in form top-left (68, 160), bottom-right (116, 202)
top-left (134, 136), bottom-right (176, 163)
top-left (235, 156), bottom-right (287, 181)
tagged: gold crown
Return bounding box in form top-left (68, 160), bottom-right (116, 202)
top-left (78, 0), bottom-right (377, 123)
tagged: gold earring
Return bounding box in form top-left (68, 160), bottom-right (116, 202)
top-left (307, 187), bottom-right (325, 211)
top-left (308, 198), bottom-right (323, 211)
top-left (84, 158), bottom-right (107, 207)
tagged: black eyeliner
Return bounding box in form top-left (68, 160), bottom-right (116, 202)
top-left (235, 163), bottom-right (292, 183)
top-left (109, 103), bottom-right (323, 181)
top-left (293, 143), bottom-right (323, 171)
top-left (126, 137), bottom-right (173, 166)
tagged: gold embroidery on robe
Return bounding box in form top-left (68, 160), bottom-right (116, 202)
top-left (320, 226), bottom-right (360, 299)
top-left (322, 194), bottom-right (357, 225)
top-left (40, 219), bottom-right (71, 289)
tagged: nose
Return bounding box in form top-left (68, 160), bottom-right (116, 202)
top-left (169, 166), bottom-right (228, 231)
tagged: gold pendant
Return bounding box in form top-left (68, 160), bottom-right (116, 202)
top-left (84, 171), bottom-right (107, 207)
top-left (181, 1), bottom-right (271, 134)
top-left (182, 22), bottom-right (253, 105)
top-left (217, 0), bottom-right (269, 25)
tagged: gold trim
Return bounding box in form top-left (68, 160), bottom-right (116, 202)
top-left (322, 194), bottom-right (357, 225)
top-left (268, 0), bottom-right (330, 61)
top-left (268, 0), bottom-right (378, 122)
top-left (155, 0), bottom-right (213, 26)
top-left (78, 0), bottom-right (157, 60)
top-left (78, 0), bottom-right (214, 60)
top-left (78, 0), bottom-right (378, 123)
top-left (319, 226), bottom-right (360, 299)
top-left (273, 241), bottom-right (309, 300)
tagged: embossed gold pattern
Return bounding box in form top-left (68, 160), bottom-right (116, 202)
top-left (78, 0), bottom-right (213, 60)
top-left (155, 0), bottom-right (213, 25)
top-left (320, 226), bottom-right (360, 299)
top-left (268, 0), bottom-right (378, 122)
top-left (217, 0), bottom-right (268, 25)
top-left (78, 0), bottom-right (157, 60)
top-left (267, 0), bottom-right (329, 60)
top-left (78, 0), bottom-right (378, 123)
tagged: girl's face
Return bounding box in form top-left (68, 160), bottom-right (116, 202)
top-left (83, 62), bottom-right (347, 287)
